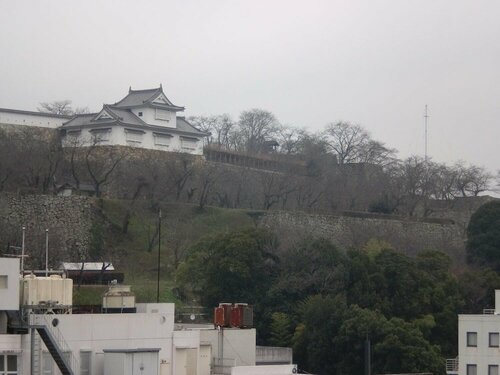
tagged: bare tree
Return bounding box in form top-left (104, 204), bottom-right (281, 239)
top-left (323, 122), bottom-right (370, 164)
top-left (188, 114), bottom-right (235, 149)
top-left (276, 125), bottom-right (301, 155)
top-left (0, 129), bottom-right (17, 191)
top-left (322, 122), bottom-right (397, 167)
top-left (357, 139), bottom-right (397, 167)
top-left (453, 163), bottom-right (492, 197)
top-left (259, 171), bottom-right (297, 210)
top-left (238, 109), bottom-right (280, 153)
top-left (165, 154), bottom-right (196, 201)
top-left (38, 100), bottom-right (90, 116)
top-left (16, 128), bottom-right (63, 193)
top-left (194, 162), bottom-right (221, 209)
top-left (187, 116), bottom-right (218, 145)
top-left (84, 139), bottom-right (127, 197)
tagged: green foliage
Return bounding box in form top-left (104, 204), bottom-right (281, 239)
top-left (459, 268), bottom-right (500, 313)
top-left (467, 201), bottom-right (500, 269)
top-left (268, 238), bottom-right (347, 312)
top-left (294, 294), bottom-right (346, 374)
top-left (73, 285), bottom-right (107, 305)
top-left (269, 312), bottom-right (293, 347)
top-left (89, 216), bottom-right (105, 261)
top-left (176, 227), bottom-right (276, 308)
top-left (374, 317), bottom-right (444, 375)
top-left (165, 222), bottom-right (487, 374)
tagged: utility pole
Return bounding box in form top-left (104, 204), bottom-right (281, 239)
top-left (364, 334), bottom-right (371, 375)
top-left (45, 229), bottom-right (49, 277)
top-left (424, 104), bottom-right (429, 163)
top-left (21, 226), bottom-right (25, 273)
top-left (157, 208), bottom-right (162, 303)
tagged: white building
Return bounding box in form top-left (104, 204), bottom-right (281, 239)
top-left (0, 108), bottom-right (71, 129)
top-left (60, 86), bottom-right (208, 155)
top-left (0, 258), bottom-right (295, 375)
top-left (448, 290), bottom-right (500, 375)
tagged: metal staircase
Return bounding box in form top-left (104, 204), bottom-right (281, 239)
top-left (29, 315), bottom-right (78, 375)
top-left (32, 325), bottom-right (73, 375)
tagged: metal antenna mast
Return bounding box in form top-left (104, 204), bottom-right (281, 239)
top-left (424, 105), bottom-right (429, 163)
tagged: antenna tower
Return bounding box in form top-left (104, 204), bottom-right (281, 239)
top-left (424, 105), bottom-right (429, 163)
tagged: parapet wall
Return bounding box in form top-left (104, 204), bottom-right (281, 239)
top-left (0, 193), bottom-right (95, 267)
top-left (259, 210), bottom-right (466, 265)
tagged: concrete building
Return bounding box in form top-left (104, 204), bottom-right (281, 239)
top-left (447, 290), bottom-right (500, 375)
top-left (60, 86), bottom-right (208, 155)
top-left (0, 257), bottom-right (293, 375)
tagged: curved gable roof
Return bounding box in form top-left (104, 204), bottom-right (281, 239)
top-left (113, 86), bottom-right (184, 111)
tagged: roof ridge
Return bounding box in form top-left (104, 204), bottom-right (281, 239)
top-left (112, 86), bottom-right (162, 106)
top-left (129, 87), bottom-right (161, 93)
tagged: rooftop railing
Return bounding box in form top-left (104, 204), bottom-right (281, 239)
top-left (446, 357), bottom-right (459, 374)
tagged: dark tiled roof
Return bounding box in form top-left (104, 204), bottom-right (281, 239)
top-left (105, 106), bottom-right (145, 126)
top-left (177, 117), bottom-right (209, 136)
top-left (113, 86), bottom-right (184, 111)
top-left (62, 113), bottom-right (97, 127)
top-left (62, 106), bottom-right (145, 128)
top-left (113, 88), bottom-right (161, 107)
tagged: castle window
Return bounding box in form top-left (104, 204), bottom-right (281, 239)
top-left (67, 130), bottom-right (81, 140)
top-left (155, 109), bottom-right (170, 121)
top-left (138, 112), bottom-right (143, 117)
top-left (181, 137), bottom-right (198, 151)
top-left (125, 129), bottom-right (143, 145)
top-left (489, 365), bottom-right (499, 375)
top-left (90, 128), bottom-right (111, 144)
top-left (154, 133), bottom-right (172, 149)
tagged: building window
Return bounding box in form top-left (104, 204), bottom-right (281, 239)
top-left (0, 275), bottom-right (7, 289)
top-left (138, 112), bottom-right (143, 117)
top-left (466, 364), bottom-right (477, 375)
top-left (0, 354), bottom-right (18, 375)
top-left (80, 351), bottom-right (91, 375)
top-left (467, 332), bottom-right (478, 347)
top-left (155, 109), bottom-right (170, 121)
top-left (125, 129), bottom-right (143, 145)
top-left (66, 130), bottom-right (81, 144)
top-left (181, 137), bottom-right (198, 151)
top-left (490, 333), bottom-right (499, 347)
top-left (489, 365), bottom-right (499, 375)
top-left (154, 133), bottom-right (172, 149)
top-left (90, 129), bottom-right (111, 144)
top-left (67, 130), bottom-right (81, 137)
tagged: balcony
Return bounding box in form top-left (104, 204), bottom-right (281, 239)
top-left (446, 357), bottom-right (458, 375)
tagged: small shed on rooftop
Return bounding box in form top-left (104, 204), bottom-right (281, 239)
top-left (59, 262), bottom-right (124, 285)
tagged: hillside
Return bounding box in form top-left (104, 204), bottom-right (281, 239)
top-left (0, 192), bottom-right (480, 305)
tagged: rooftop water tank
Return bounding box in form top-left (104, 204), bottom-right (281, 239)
top-left (102, 283), bottom-right (136, 313)
top-left (21, 274), bottom-right (73, 307)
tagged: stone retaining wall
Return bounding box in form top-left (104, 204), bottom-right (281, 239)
top-left (259, 210), bottom-right (466, 265)
top-left (0, 193), bottom-right (95, 267)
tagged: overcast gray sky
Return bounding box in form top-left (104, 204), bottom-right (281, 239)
top-left (0, 0), bottom-right (499, 173)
